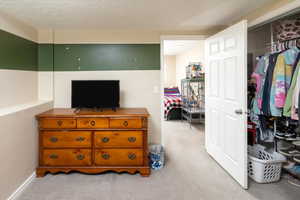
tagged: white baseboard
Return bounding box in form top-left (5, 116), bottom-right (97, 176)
top-left (7, 172), bottom-right (36, 200)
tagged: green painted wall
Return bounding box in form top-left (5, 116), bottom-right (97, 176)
top-left (38, 44), bottom-right (53, 71)
top-left (0, 29), bottom-right (38, 71)
top-left (53, 44), bottom-right (160, 71)
top-left (0, 29), bottom-right (160, 72)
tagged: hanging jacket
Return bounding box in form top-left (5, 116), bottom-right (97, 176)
top-left (269, 56), bottom-right (284, 116)
top-left (252, 55), bottom-right (269, 110)
top-left (291, 72), bottom-right (300, 120)
top-left (251, 56), bottom-right (269, 114)
top-left (292, 66), bottom-right (300, 120)
top-left (283, 54), bottom-right (300, 117)
top-left (262, 53), bottom-right (279, 116)
top-left (270, 48), bottom-right (299, 116)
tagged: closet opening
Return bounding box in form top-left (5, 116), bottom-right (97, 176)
top-left (248, 10), bottom-right (300, 193)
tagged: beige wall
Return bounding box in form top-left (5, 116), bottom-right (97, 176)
top-left (38, 72), bottom-right (54, 101)
top-left (175, 41), bottom-right (205, 88)
top-left (164, 56), bottom-right (177, 87)
top-left (53, 71), bottom-right (161, 144)
top-left (0, 11), bottom-right (37, 42)
top-left (0, 70), bottom-right (38, 108)
top-left (0, 12), bottom-right (53, 200)
top-left (0, 101), bottom-right (53, 200)
top-left (38, 29), bottom-right (221, 44)
top-left (0, 12), bottom-right (40, 108)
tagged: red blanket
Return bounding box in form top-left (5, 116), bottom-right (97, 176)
top-left (164, 95), bottom-right (182, 119)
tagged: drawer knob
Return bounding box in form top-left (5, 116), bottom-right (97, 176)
top-left (102, 137), bottom-right (110, 143)
top-left (50, 137), bottom-right (58, 143)
top-left (102, 153), bottom-right (110, 160)
top-left (123, 121), bottom-right (128, 127)
top-left (90, 121), bottom-right (96, 126)
top-left (128, 137), bottom-right (136, 143)
top-left (49, 154), bottom-right (58, 159)
top-left (57, 120), bottom-right (63, 126)
top-left (76, 154), bottom-right (85, 160)
top-left (128, 153), bottom-right (136, 160)
top-left (76, 136), bottom-right (85, 142)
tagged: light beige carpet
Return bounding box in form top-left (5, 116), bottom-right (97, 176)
top-left (17, 121), bottom-right (300, 200)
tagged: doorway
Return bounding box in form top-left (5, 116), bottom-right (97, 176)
top-left (160, 36), bottom-right (206, 145)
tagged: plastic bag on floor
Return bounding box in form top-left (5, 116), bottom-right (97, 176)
top-left (149, 145), bottom-right (165, 170)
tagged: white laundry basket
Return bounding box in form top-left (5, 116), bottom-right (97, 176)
top-left (248, 145), bottom-right (286, 183)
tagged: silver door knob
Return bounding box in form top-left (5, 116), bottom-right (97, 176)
top-left (235, 109), bottom-right (243, 115)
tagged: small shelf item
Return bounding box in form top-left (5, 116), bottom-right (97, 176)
top-left (181, 77), bottom-right (205, 126)
top-left (186, 62), bottom-right (204, 79)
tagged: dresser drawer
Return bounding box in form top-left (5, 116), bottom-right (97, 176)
top-left (39, 118), bottom-right (76, 129)
top-left (110, 118), bottom-right (142, 129)
top-left (95, 149), bottom-right (143, 166)
top-left (77, 118), bottom-right (109, 129)
top-left (42, 149), bottom-right (91, 166)
top-left (42, 131), bottom-right (91, 148)
top-left (94, 131), bottom-right (143, 148)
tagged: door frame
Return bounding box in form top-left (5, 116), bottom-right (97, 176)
top-left (160, 35), bottom-right (206, 146)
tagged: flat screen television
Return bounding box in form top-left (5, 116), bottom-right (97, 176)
top-left (71, 80), bottom-right (120, 109)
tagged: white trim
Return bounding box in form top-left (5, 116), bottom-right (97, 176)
top-left (160, 35), bottom-right (207, 41)
top-left (0, 100), bottom-right (53, 117)
top-left (160, 35), bottom-right (206, 146)
top-left (248, 1), bottom-right (300, 28)
top-left (53, 41), bottom-right (160, 44)
top-left (7, 172), bottom-right (36, 200)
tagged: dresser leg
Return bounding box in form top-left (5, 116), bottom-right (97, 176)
top-left (139, 168), bottom-right (150, 177)
top-left (36, 168), bottom-right (46, 177)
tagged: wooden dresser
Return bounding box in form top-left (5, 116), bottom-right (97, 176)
top-left (36, 108), bottom-right (150, 177)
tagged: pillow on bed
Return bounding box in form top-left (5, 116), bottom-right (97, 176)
top-left (164, 87), bottom-right (180, 95)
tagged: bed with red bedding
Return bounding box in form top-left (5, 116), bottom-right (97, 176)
top-left (164, 88), bottom-right (183, 120)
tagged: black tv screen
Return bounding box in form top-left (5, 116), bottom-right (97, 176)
top-left (72, 80), bottom-right (120, 109)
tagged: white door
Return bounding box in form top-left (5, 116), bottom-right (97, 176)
top-left (205, 20), bottom-right (248, 188)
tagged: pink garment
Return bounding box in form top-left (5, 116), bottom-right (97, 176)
top-left (272, 54), bottom-right (293, 108)
top-left (275, 80), bottom-right (288, 107)
top-left (251, 72), bottom-right (262, 109)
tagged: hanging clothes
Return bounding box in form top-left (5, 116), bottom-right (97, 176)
top-left (283, 53), bottom-right (300, 117)
top-left (261, 53), bottom-right (279, 116)
top-left (270, 47), bottom-right (300, 116)
top-left (291, 68), bottom-right (300, 120)
top-left (251, 47), bottom-right (300, 117)
top-left (251, 56), bottom-right (268, 114)
top-left (252, 55), bottom-right (269, 111)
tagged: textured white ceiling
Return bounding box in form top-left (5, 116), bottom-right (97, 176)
top-left (0, 0), bottom-right (274, 30)
top-left (164, 40), bottom-right (202, 55)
